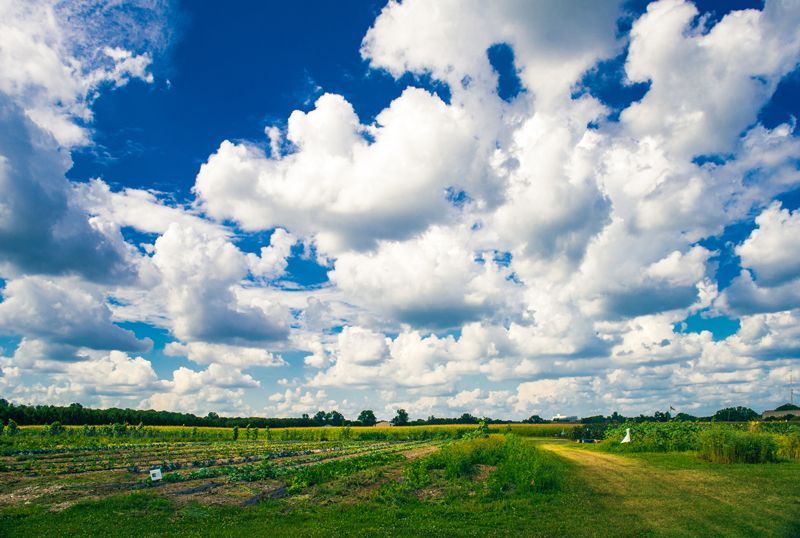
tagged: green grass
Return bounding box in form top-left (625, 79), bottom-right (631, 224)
top-left (2, 438), bottom-right (800, 537)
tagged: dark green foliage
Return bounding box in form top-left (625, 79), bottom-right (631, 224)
top-left (713, 407), bottom-right (760, 422)
top-left (699, 428), bottom-right (778, 463)
top-left (775, 403), bottom-right (800, 411)
top-left (326, 411), bottom-right (345, 426)
top-left (357, 409), bottom-right (377, 426)
top-left (391, 408), bottom-right (409, 426)
top-left (46, 422), bottom-right (65, 436)
top-left (570, 423), bottom-right (608, 440)
top-left (604, 421), bottom-right (702, 452)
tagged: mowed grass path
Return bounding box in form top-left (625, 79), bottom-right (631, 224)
top-left (540, 442), bottom-right (800, 537)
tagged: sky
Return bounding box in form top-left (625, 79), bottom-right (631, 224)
top-left (1, 0), bottom-right (799, 421)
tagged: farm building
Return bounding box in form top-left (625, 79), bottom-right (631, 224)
top-left (373, 421), bottom-right (393, 427)
top-left (762, 403), bottom-right (799, 419)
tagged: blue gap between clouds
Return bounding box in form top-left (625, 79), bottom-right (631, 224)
top-left (234, 229), bottom-right (329, 287)
top-left (487, 43), bottom-right (523, 103)
top-left (65, 0), bottom-right (455, 200)
top-left (758, 66), bottom-right (800, 134)
top-left (581, 0), bottom-right (765, 124)
top-left (574, 49), bottom-right (650, 122)
top-left (674, 311), bottom-right (740, 342)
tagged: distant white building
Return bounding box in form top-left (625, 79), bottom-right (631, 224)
top-left (552, 414), bottom-right (578, 422)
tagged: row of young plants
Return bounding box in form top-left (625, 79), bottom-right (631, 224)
top-left (1, 440), bottom-right (372, 475)
top-left (16, 439), bottom-right (354, 465)
top-left (133, 440), bottom-right (410, 476)
top-left (603, 421), bottom-right (800, 463)
top-left (151, 439), bottom-right (432, 488)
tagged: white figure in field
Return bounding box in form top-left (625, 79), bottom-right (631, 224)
top-left (621, 428), bottom-right (631, 444)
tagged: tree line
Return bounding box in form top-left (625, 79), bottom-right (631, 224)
top-left (2, 399), bottom-right (790, 428)
top-left (524, 406), bottom-right (777, 425)
top-left (0, 399), bottom-right (509, 428)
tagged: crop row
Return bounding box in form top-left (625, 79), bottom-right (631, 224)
top-left (154, 439), bottom-right (435, 486)
top-left (1, 440), bottom-right (419, 475)
top-left (4, 440), bottom-right (352, 467)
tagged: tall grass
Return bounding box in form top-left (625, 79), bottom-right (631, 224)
top-left (400, 434), bottom-right (561, 496)
top-left (776, 433), bottom-right (800, 461)
top-left (698, 428), bottom-right (778, 463)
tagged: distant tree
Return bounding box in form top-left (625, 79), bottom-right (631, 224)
top-left (313, 411), bottom-right (327, 426)
top-left (776, 403), bottom-right (800, 411)
top-left (653, 411), bottom-right (671, 422)
top-left (580, 415), bottom-right (606, 424)
top-left (525, 415), bottom-right (546, 424)
top-left (457, 413), bottom-right (479, 424)
top-left (302, 413), bottom-right (310, 420)
top-left (391, 409), bottom-right (409, 426)
top-left (674, 413), bottom-right (697, 421)
top-left (357, 410), bottom-right (377, 426)
top-left (609, 412), bottom-right (626, 423)
top-left (713, 406), bottom-right (759, 422)
top-left (326, 411), bottom-right (345, 426)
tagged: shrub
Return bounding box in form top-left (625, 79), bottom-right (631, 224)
top-left (777, 433), bottom-right (800, 460)
top-left (699, 428), bottom-right (778, 463)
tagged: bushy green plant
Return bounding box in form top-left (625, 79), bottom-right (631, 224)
top-left (777, 432), bottom-right (800, 460)
top-left (487, 435), bottom-right (561, 495)
top-left (401, 435), bottom-right (561, 497)
top-left (423, 437), bottom-right (502, 479)
top-left (699, 428), bottom-right (778, 463)
top-left (603, 421), bottom-right (702, 452)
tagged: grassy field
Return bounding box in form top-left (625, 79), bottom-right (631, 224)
top-left (1, 427), bottom-right (799, 537)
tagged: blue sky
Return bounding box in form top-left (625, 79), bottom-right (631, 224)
top-left (1, 0), bottom-right (799, 420)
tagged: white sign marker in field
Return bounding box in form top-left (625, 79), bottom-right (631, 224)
top-left (621, 428), bottom-right (631, 444)
top-left (149, 468), bottom-right (163, 481)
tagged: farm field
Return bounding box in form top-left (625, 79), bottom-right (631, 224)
top-left (1, 425), bottom-right (799, 537)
